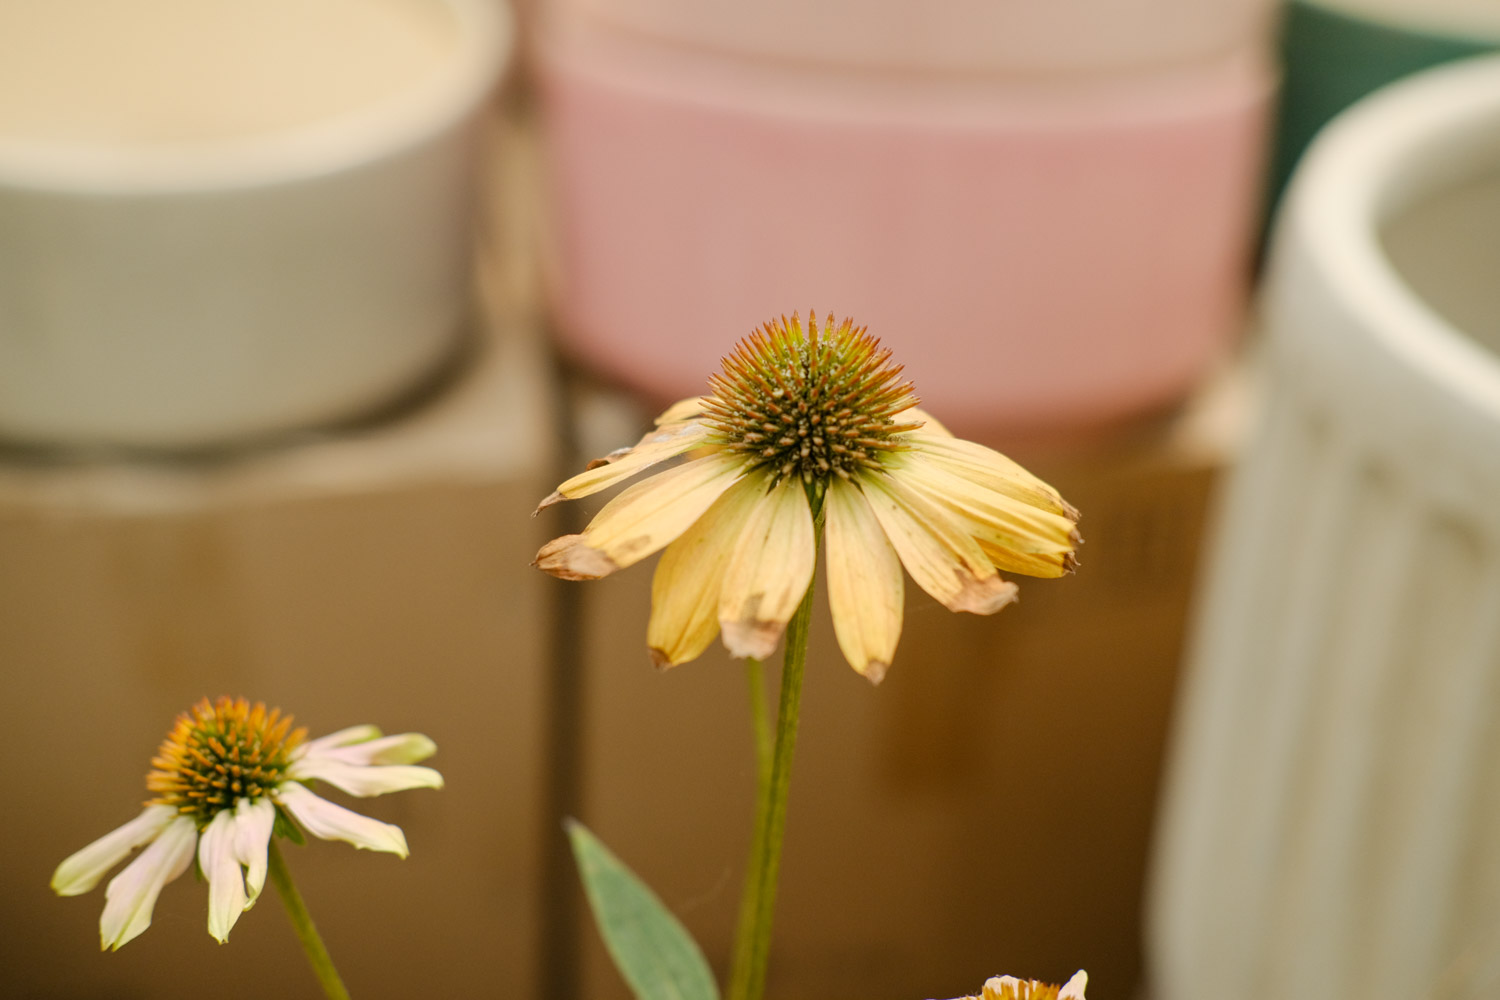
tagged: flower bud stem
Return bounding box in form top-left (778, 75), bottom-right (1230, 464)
top-left (269, 839), bottom-right (352, 1000)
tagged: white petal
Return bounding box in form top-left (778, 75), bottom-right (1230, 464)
top-left (99, 816), bottom-right (196, 950)
top-left (275, 783), bottom-right (409, 858)
top-left (293, 724), bottom-right (383, 759)
top-left (824, 479), bottom-right (903, 683)
top-left (1060, 971), bottom-right (1088, 999)
top-left (307, 732), bottom-right (437, 767)
top-left (199, 811), bottom-right (247, 943)
top-left (717, 475), bottom-right (816, 660)
top-left (233, 797), bottom-right (276, 906)
top-left (288, 757), bottom-right (444, 797)
top-left (51, 804), bottom-right (178, 897)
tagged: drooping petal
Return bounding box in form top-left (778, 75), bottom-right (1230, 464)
top-left (51, 804), bottom-right (178, 897)
top-left (1060, 971), bottom-right (1088, 999)
top-left (289, 756), bottom-right (444, 797)
top-left (718, 475), bottom-right (816, 660)
top-left (534, 419), bottom-right (713, 512)
top-left (824, 478), bottom-right (904, 683)
top-left (275, 782), bottom-right (409, 858)
top-left (647, 470), bottom-right (771, 668)
top-left (233, 797), bottom-right (275, 907)
top-left (199, 810), bottom-right (247, 943)
top-left (893, 451), bottom-right (1079, 577)
top-left (294, 724), bottom-right (383, 759)
top-left (904, 431), bottom-right (1076, 520)
top-left (653, 396), bottom-right (707, 425)
top-left (99, 815), bottom-right (196, 950)
top-left (535, 452), bottom-right (745, 580)
top-left (303, 732), bottom-right (437, 767)
top-left (861, 474), bottom-right (1018, 615)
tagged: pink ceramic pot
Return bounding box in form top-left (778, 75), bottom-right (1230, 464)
top-left (540, 23), bottom-right (1272, 432)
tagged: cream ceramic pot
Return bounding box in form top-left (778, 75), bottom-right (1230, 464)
top-left (1152, 54), bottom-right (1500, 1000)
top-left (0, 0), bottom-right (509, 450)
top-left (561, 0), bottom-right (1275, 76)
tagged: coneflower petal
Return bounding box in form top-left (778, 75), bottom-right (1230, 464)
top-left (200, 810), bottom-right (247, 943)
top-left (98, 816), bottom-right (196, 950)
top-left (51, 805), bottom-right (178, 898)
top-left (905, 432), bottom-right (1077, 520)
top-left (718, 475), bottom-right (816, 660)
top-left (891, 456), bottom-right (1079, 577)
top-left (534, 418), bottom-right (712, 513)
top-left (648, 470), bottom-right (770, 668)
top-left (535, 452), bottom-right (745, 580)
top-left (861, 474), bottom-right (1018, 615)
top-left (825, 479), bottom-right (903, 683)
top-left (233, 797), bottom-right (275, 907)
top-left (275, 783), bottom-right (409, 858)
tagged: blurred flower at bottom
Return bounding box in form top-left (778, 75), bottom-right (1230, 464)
top-left (50, 696), bottom-right (442, 950)
top-left (940, 969), bottom-right (1089, 1000)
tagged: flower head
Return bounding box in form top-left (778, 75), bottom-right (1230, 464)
top-left (534, 312), bottom-right (1081, 682)
top-left (51, 696), bottom-right (443, 950)
top-left (943, 970), bottom-right (1089, 1000)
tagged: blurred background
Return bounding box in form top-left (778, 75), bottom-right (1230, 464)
top-left (2, 1), bottom-right (1499, 998)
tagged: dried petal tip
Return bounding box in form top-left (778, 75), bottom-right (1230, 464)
top-left (952, 576), bottom-right (1020, 615)
top-left (861, 660), bottom-right (889, 686)
top-left (721, 620), bottom-right (785, 661)
top-left (534, 535), bottom-right (618, 580)
top-left (533, 491), bottom-right (566, 516)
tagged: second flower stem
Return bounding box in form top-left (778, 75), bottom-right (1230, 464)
top-left (727, 564), bottom-right (818, 1000)
top-left (269, 839), bottom-right (352, 1000)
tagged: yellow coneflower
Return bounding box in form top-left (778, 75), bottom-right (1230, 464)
top-left (534, 311), bottom-right (1080, 683)
top-left (944, 970), bottom-right (1089, 1000)
top-left (52, 697), bottom-right (442, 951)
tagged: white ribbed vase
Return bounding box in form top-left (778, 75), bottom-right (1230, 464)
top-left (1149, 56), bottom-right (1500, 1000)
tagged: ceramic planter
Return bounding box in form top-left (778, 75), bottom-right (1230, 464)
top-left (1269, 0), bottom-right (1500, 221)
top-left (1151, 55), bottom-right (1500, 1000)
top-left (540, 19), bottom-right (1272, 432)
top-left (0, 0), bottom-right (510, 450)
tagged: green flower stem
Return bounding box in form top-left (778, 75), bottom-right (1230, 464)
top-left (729, 657), bottom-right (774, 988)
top-left (269, 840), bottom-right (352, 1000)
top-left (728, 499), bottom-right (825, 1000)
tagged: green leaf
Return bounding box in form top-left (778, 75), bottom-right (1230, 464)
top-left (566, 819), bottom-right (721, 1000)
